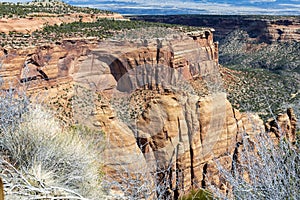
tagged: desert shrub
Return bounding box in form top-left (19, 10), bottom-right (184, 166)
top-left (219, 29), bottom-right (300, 71)
top-left (0, 88), bottom-right (29, 132)
top-left (209, 132), bottom-right (300, 200)
top-left (179, 189), bottom-right (213, 200)
top-left (0, 91), bottom-right (104, 199)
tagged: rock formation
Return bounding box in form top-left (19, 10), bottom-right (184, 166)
top-left (266, 108), bottom-right (298, 143)
top-left (0, 26), bottom-right (296, 199)
top-left (0, 11), bottom-right (122, 34)
top-left (0, 177), bottom-right (3, 200)
top-left (69, 30), bottom-right (268, 198)
top-left (131, 15), bottom-right (300, 43)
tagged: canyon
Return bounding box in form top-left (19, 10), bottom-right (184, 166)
top-left (131, 15), bottom-right (300, 71)
top-left (131, 15), bottom-right (300, 43)
top-left (0, 23), bottom-right (297, 199)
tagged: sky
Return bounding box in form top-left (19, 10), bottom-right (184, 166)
top-left (1, 0), bottom-right (300, 15)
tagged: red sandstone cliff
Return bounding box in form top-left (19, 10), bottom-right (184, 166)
top-left (132, 16), bottom-right (300, 43)
top-left (0, 28), bottom-right (296, 199)
top-left (0, 13), bottom-right (123, 34)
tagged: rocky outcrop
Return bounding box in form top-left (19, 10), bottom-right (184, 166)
top-left (267, 20), bottom-right (300, 42)
top-left (0, 27), bottom-right (293, 199)
top-left (0, 38), bottom-right (98, 124)
top-left (134, 93), bottom-right (237, 194)
top-left (132, 15), bottom-right (300, 75)
top-left (266, 108), bottom-right (297, 143)
top-left (0, 177), bottom-right (3, 200)
top-left (0, 38), bottom-right (97, 89)
top-left (70, 33), bottom-right (266, 198)
top-left (0, 29), bottom-right (224, 198)
top-left (131, 15), bottom-right (300, 43)
top-left (0, 13), bottom-right (123, 34)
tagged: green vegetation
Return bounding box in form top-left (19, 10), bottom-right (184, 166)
top-left (180, 189), bottom-right (213, 200)
top-left (40, 18), bottom-right (175, 39)
top-left (0, 18), bottom-right (187, 48)
top-left (219, 29), bottom-right (300, 72)
top-left (218, 29), bottom-right (299, 120)
top-left (0, 0), bottom-right (112, 18)
top-left (222, 67), bottom-right (299, 120)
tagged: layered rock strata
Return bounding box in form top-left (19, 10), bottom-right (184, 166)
top-left (0, 28), bottom-right (296, 199)
top-left (131, 15), bottom-right (300, 43)
top-left (0, 13), bottom-right (123, 33)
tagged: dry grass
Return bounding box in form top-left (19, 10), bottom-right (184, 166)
top-left (0, 91), bottom-right (104, 199)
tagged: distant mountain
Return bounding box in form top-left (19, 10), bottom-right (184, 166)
top-left (64, 0), bottom-right (300, 15)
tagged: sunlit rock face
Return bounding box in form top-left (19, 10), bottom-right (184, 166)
top-left (0, 13), bottom-right (123, 34)
top-left (266, 108), bottom-right (297, 143)
top-left (2, 27), bottom-right (293, 199)
top-left (74, 30), bottom-right (261, 198)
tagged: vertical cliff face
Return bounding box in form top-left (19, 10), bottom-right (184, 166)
top-left (266, 108), bottom-right (298, 143)
top-left (134, 93), bottom-right (239, 194)
top-left (70, 31), bottom-right (264, 198)
top-left (0, 27), bottom-right (295, 199)
top-left (59, 30), bottom-right (244, 198)
top-left (130, 16), bottom-right (300, 77)
top-left (0, 29), bottom-right (263, 198)
top-left (0, 39), bottom-right (96, 89)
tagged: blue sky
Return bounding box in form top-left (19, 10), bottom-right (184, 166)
top-left (1, 0), bottom-right (300, 15)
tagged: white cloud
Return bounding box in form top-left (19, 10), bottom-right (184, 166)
top-left (73, 0), bottom-right (299, 15)
top-left (279, 3), bottom-right (300, 8)
top-left (77, 1), bottom-right (299, 15)
top-left (250, 0), bottom-right (276, 2)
